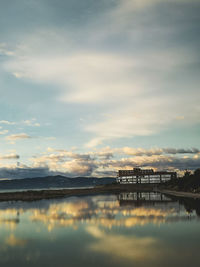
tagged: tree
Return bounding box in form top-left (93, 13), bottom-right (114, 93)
top-left (184, 170), bottom-right (191, 178)
top-left (194, 168), bottom-right (200, 177)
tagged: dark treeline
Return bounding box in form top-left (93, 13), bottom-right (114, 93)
top-left (163, 168), bottom-right (200, 192)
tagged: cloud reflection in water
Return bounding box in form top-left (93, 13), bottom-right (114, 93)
top-left (0, 193), bottom-right (199, 267)
top-left (0, 193), bottom-right (197, 232)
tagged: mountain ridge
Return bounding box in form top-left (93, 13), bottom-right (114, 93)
top-left (0, 175), bottom-right (116, 190)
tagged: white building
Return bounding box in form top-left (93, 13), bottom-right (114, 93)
top-left (116, 167), bottom-right (176, 184)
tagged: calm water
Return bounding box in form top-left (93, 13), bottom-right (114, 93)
top-left (0, 192), bottom-right (199, 267)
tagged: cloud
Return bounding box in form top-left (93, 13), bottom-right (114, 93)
top-left (44, 137), bottom-right (56, 140)
top-left (1, 0), bottom-right (200, 147)
top-left (110, 0), bottom-right (198, 22)
top-left (31, 151), bottom-right (97, 177)
top-left (31, 151), bottom-right (92, 163)
top-left (0, 43), bottom-right (15, 56)
top-left (85, 92), bottom-right (200, 146)
top-left (163, 148), bottom-right (200, 155)
top-left (0, 161), bottom-right (98, 179)
top-left (61, 159), bottom-right (97, 176)
top-left (85, 104), bottom-right (170, 147)
top-left (26, 146), bottom-right (200, 178)
top-left (0, 130), bottom-right (9, 135)
top-left (5, 133), bottom-right (32, 142)
top-left (0, 120), bottom-right (16, 125)
top-left (23, 119), bottom-right (40, 127)
top-left (0, 145), bottom-right (198, 179)
top-left (5, 51), bottom-right (139, 104)
top-left (102, 155), bottom-right (200, 174)
top-left (0, 119), bottom-right (40, 128)
top-left (0, 153), bottom-right (20, 160)
top-left (93, 151), bottom-right (113, 160)
top-left (0, 166), bottom-right (57, 179)
top-left (119, 147), bottom-right (200, 156)
top-left (0, 1), bottom-right (199, 181)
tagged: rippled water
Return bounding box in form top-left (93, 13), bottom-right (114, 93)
top-left (0, 192), bottom-right (199, 267)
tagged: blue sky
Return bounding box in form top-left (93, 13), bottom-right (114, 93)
top-left (0, 0), bottom-right (200, 178)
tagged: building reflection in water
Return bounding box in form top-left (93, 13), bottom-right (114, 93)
top-left (118, 191), bottom-right (172, 205)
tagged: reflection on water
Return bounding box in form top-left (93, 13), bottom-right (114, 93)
top-left (0, 192), bottom-right (199, 267)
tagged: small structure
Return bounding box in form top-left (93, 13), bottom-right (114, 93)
top-left (116, 167), bottom-right (176, 184)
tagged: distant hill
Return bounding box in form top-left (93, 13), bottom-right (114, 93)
top-left (0, 176), bottom-right (116, 191)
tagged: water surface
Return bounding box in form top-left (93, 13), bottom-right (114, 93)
top-left (0, 192), bottom-right (199, 267)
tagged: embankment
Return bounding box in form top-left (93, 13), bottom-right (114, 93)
top-left (158, 189), bottom-right (200, 199)
top-left (0, 184), bottom-right (156, 202)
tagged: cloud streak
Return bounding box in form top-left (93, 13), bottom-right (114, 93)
top-left (0, 130), bottom-right (9, 135)
top-left (5, 133), bottom-right (32, 141)
top-left (0, 154), bottom-right (20, 160)
top-left (2, 0), bottom-right (200, 146)
top-left (0, 120), bottom-right (16, 125)
top-left (22, 119), bottom-right (40, 127)
top-left (118, 147), bottom-right (200, 156)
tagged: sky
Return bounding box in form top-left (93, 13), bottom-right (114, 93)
top-left (0, 0), bottom-right (200, 178)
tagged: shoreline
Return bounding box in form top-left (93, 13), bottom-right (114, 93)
top-left (0, 184), bottom-right (155, 202)
top-left (158, 189), bottom-right (200, 199)
top-left (0, 184), bottom-right (200, 202)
